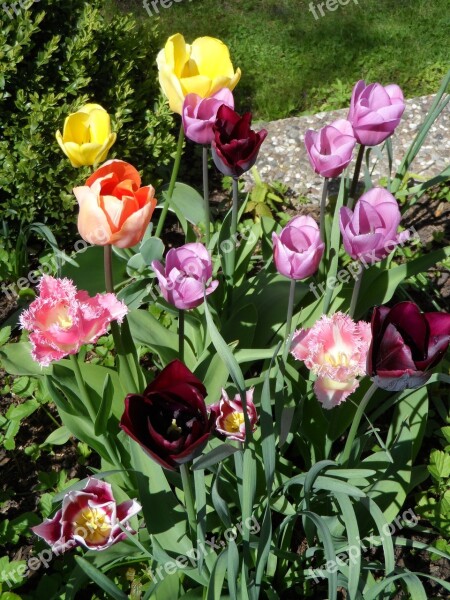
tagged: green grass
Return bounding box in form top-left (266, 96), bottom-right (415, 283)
top-left (109, 0), bottom-right (449, 120)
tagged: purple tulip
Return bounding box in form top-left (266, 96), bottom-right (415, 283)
top-left (339, 187), bottom-right (409, 264)
top-left (348, 80), bottom-right (405, 147)
top-left (152, 243), bottom-right (218, 310)
top-left (304, 119), bottom-right (356, 178)
top-left (182, 89), bottom-right (234, 145)
top-left (272, 215), bottom-right (325, 280)
top-left (211, 105), bottom-right (267, 177)
top-left (32, 478), bottom-right (141, 553)
top-left (368, 302), bottom-right (450, 391)
top-left (120, 360), bottom-right (214, 470)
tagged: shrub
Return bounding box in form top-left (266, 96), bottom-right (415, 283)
top-left (0, 0), bottom-right (175, 255)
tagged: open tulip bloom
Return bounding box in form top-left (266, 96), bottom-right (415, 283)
top-left (6, 54), bottom-right (450, 598)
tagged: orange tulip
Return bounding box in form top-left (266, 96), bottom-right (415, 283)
top-left (73, 160), bottom-right (157, 248)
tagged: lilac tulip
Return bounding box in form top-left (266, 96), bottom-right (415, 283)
top-left (304, 119), bottom-right (356, 178)
top-left (339, 187), bottom-right (409, 264)
top-left (348, 80), bottom-right (405, 147)
top-left (182, 89), bottom-right (234, 145)
top-left (272, 216), bottom-right (325, 280)
top-left (152, 243), bottom-right (218, 310)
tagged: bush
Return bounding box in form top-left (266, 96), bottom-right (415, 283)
top-left (0, 0), bottom-right (175, 255)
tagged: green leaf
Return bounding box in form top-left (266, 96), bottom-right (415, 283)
top-left (167, 182), bottom-right (207, 226)
top-left (94, 373), bottom-right (114, 436)
top-left (140, 237), bottom-right (165, 265)
top-left (0, 342), bottom-right (51, 377)
top-left (0, 327), bottom-right (11, 347)
top-left (6, 399), bottom-right (39, 421)
top-left (428, 450), bottom-right (450, 480)
top-left (127, 308), bottom-right (180, 366)
top-left (42, 425), bottom-right (71, 446)
top-left (61, 245), bottom-right (127, 295)
top-left (193, 444), bottom-right (239, 470)
top-left (74, 556), bottom-right (128, 600)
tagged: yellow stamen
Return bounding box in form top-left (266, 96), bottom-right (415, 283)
top-left (167, 418), bottom-right (182, 435)
top-left (223, 412), bottom-right (245, 433)
top-left (73, 507), bottom-right (112, 544)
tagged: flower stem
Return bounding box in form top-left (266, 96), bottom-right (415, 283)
top-left (104, 245), bottom-right (139, 394)
top-left (155, 124), bottom-right (185, 239)
top-left (180, 463), bottom-right (196, 539)
top-left (282, 279), bottom-right (296, 362)
top-left (226, 177), bottom-right (240, 315)
top-left (202, 146), bottom-right (211, 246)
top-left (320, 178), bottom-right (329, 245)
top-left (340, 382), bottom-right (377, 466)
top-left (178, 309), bottom-right (185, 363)
top-left (349, 144), bottom-right (365, 209)
top-left (349, 267), bottom-right (363, 318)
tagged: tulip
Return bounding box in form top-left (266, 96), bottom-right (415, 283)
top-left (291, 312), bottom-right (372, 409)
top-left (73, 160), bottom-right (157, 248)
top-left (19, 276), bottom-right (127, 366)
top-left (368, 301), bottom-right (450, 391)
top-left (182, 89), bottom-right (234, 145)
top-left (348, 80), bottom-right (405, 147)
top-left (120, 360), bottom-right (214, 470)
top-left (211, 105), bottom-right (268, 177)
top-left (56, 103), bottom-right (116, 168)
top-left (157, 33), bottom-right (241, 115)
top-left (272, 215), bottom-right (324, 280)
top-left (210, 388), bottom-right (258, 442)
top-left (304, 119), bottom-right (356, 178)
top-left (339, 187), bottom-right (409, 264)
top-left (32, 478), bottom-right (141, 552)
top-left (152, 243), bottom-right (218, 310)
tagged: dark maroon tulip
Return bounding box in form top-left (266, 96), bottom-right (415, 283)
top-left (120, 360), bottom-right (214, 470)
top-left (211, 105), bottom-right (267, 177)
top-left (368, 301), bottom-right (450, 391)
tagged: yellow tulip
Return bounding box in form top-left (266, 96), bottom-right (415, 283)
top-left (56, 103), bottom-right (117, 168)
top-left (157, 33), bottom-right (241, 115)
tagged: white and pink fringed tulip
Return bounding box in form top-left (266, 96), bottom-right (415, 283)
top-left (32, 478), bottom-right (141, 553)
top-left (291, 312), bottom-right (372, 409)
top-left (19, 276), bottom-right (127, 366)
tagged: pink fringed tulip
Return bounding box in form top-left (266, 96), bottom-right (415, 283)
top-left (368, 301), bottom-right (450, 391)
top-left (73, 160), bottom-right (157, 248)
top-left (152, 243), bottom-right (218, 310)
top-left (182, 89), bottom-right (234, 145)
top-left (291, 312), bottom-right (371, 409)
top-left (339, 187), bottom-right (409, 264)
top-left (272, 215), bottom-right (325, 280)
top-left (19, 276), bottom-right (127, 366)
top-left (210, 388), bottom-right (258, 442)
top-left (348, 80), bottom-right (405, 146)
top-left (304, 119), bottom-right (356, 178)
top-left (32, 478), bottom-right (141, 552)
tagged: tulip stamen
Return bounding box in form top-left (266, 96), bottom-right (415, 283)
top-left (167, 418), bottom-right (183, 436)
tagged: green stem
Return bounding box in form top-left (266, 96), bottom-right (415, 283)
top-left (155, 125), bottom-right (185, 238)
top-left (178, 309), bottom-right (184, 363)
top-left (202, 146), bottom-right (211, 246)
top-left (282, 279), bottom-right (296, 362)
top-left (340, 383), bottom-right (377, 466)
top-left (226, 177), bottom-right (240, 314)
top-left (180, 463), bottom-right (196, 539)
top-left (349, 144), bottom-right (365, 209)
top-left (349, 267), bottom-right (363, 318)
top-left (104, 245), bottom-right (139, 394)
top-left (320, 177), bottom-right (328, 245)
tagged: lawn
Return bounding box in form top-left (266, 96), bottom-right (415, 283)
top-left (110, 0), bottom-right (449, 120)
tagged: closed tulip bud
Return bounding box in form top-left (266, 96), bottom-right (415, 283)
top-left (348, 80), bottom-right (405, 147)
top-left (272, 215), bottom-right (324, 280)
top-left (304, 119), bottom-right (356, 178)
top-left (56, 103), bottom-right (116, 168)
top-left (339, 187), bottom-right (409, 264)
